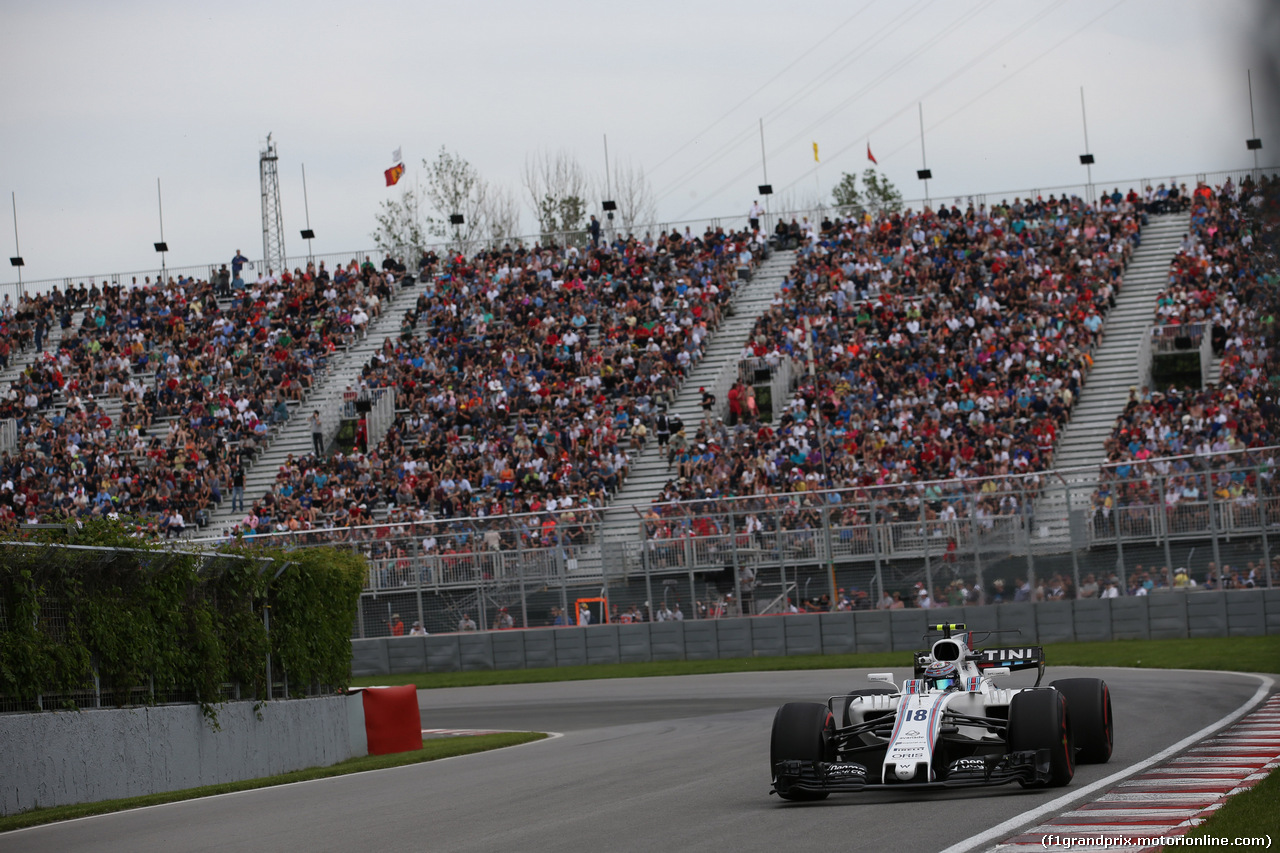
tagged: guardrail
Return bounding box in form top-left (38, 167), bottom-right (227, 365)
top-left (349, 589), bottom-right (1280, 676)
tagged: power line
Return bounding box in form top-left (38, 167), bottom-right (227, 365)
top-left (653, 0), bottom-right (938, 204)
top-left (673, 0), bottom-right (1001, 218)
top-left (813, 0), bottom-right (1128, 192)
top-left (646, 1), bottom-right (877, 178)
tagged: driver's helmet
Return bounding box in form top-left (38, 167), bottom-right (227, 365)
top-left (923, 660), bottom-right (959, 691)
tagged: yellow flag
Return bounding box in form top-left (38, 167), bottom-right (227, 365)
top-left (812, 141), bottom-right (819, 163)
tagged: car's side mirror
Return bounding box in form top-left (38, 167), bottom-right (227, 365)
top-left (984, 667), bottom-right (1011, 679)
top-left (868, 672), bottom-right (895, 685)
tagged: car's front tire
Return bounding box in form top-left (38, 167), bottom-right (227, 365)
top-left (1008, 689), bottom-right (1074, 787)
top-left (1050, 678), bottom-right (1113, 764)
top-left (770, 702), bottom-right (834, 801)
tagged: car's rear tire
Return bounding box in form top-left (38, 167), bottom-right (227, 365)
top-left (841, 687), bottom-right (897, 727)
top-left (770, 702), bottom-right (834, 801)
top-left (1008, 689), bottom-right (1074, 787)
top-left (1050, 678), bottom-right (1113, 764)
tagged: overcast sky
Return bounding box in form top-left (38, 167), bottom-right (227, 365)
top-left (1, 0), bottom-right (1275, 289)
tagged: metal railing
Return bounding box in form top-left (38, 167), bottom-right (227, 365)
top-left (186, 446), bottom-right (1279, 635)
top-left (365, 387), bottom-right (397, 450)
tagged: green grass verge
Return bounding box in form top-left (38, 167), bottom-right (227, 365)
top-left (350, 634), bottom-right (1280, 689)
top-left (0, 732), bottom-right (545, 834)
top-left (1183, 765), bottom-right (1280, 845)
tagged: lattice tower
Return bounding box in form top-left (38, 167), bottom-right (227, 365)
top-left (259, 134), bottom-right (286, 274)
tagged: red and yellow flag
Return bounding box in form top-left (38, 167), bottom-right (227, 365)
top-left (385, 163), bottom-right (405, 187)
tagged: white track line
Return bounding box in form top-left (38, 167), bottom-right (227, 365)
top-left (937, 671), bottom-right (1275, 853)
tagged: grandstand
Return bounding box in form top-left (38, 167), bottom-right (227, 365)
top-left (1, 170), bottom-right (1276, 636)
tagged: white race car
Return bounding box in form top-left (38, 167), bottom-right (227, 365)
top-left (770, 623), bottom-right (1113, 800)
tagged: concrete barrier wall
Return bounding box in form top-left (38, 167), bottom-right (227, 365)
top-left (350, 591), bottom-right (1280, 676)
top-left (0, 696), bottom-right (363, 816)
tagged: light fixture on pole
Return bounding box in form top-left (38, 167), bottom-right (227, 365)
top-left (917, 102), bottom-right (932, 208)
top-left (758, 118), bottom-right (773, 229)
top-left (1247, 69), bottom-right (1263, 182)
top-left (300, 163), bottom-right (316, 263)
top-left (449, 213), bottom-right (464, 250)
top-left (10, 191), bottom-right (23, 299)
top-left (155, 178), bottom-right (168, 281)
top-left (602, 134), bottom-right (616, 234)
top-left (1079, 87), bottom-right (1095, 204)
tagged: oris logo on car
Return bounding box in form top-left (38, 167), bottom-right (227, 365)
top-left (892, 748), bottom-right (926, 758)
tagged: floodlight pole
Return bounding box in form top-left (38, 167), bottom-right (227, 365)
top-left (11, 191), bottom-right (22, 300)
top-left (759, 118), bottom-right (770, 227)
top-left (919, 103), bottom-right (930, 209)
top-left (602, 133), bottom-right (614, 240)
top-left (1080, 87), bottom-right (1094, 203)
top-left (156, 178), bottom-right (167, 281)
top-left (302, 163), bottom-right (314, 264)
top-left (1248, 69), bottom-right (1260, 180)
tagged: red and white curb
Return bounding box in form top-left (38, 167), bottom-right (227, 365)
top-left (421, 727), bottom-right (511, 737)
top-left (989, 696), bottom-right (1280, 851)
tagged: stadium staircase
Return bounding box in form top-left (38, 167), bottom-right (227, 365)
top-left (1032, 211), bottom-right (1189, 547)
top-left (202, 278), bottom-right (426, 535)
top-left (0, 311), bottom-right (78, 390)
top-left (574, 249), bottom-right (797, 577)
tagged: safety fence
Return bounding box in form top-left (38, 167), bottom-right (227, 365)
top-left (349, 589), bottom-right (1280, 676)
top-left (187, 447), bottom-right (1280, 637)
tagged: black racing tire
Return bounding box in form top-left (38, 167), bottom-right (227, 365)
top-left (1008, 689), bottom-right (1074, 787)
top-left (841, 687), bottom-right (897, 727)
top-left (770, 702), bottom-right (835, 801)
top-left (1050, 678), bottom-right (1114, 764)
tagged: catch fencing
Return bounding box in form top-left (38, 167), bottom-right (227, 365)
top-left (350, 589), bottom-right (1280, 676)
top-left (190, 446), bottom-right (1280, 638)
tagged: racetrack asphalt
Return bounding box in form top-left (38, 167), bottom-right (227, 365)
top-left (1, 667), bottom-right (1268, 853)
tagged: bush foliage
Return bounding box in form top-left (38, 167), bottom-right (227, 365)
top-left (0, 520), bottom-right (364, 718)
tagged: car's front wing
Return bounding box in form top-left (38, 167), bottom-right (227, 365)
top-left (771, 749), bottom-right (1053, 796)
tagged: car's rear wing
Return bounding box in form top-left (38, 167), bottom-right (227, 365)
top-left (914, 645), bottom-right (1045, 685)
top-left (977, 646), bottom-right (1044, 685)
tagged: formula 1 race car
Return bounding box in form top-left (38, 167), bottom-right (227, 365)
top-left (769, 623), bottom-right (1113, 800)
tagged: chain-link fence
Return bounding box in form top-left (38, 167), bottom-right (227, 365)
top-left (182, 447), bottom-right (1279, 638)
top-left (0, 542), bottom-right (337, 714)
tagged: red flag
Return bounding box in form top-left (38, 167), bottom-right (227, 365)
top-left (384, 163), bottom-right (405, 187)
top-left (867, 143), bottom-right (878, 165)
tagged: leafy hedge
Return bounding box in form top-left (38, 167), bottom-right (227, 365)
top-left (0, 520), bottom-right (365, 718)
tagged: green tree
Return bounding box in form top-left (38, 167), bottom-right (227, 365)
top-left (862, 169), bottom-right (904, 214)
top-left (832, 171), bottom-right (863, 212)
top-left (371, 187), bottom-right (427, 261)
top-left (832, 169), bottom-right (904, 216)
top-left (523, 149), bottom-right (589, 244)
top-left (372, 147), bottom-right (505, 257)
top-left (420, 146), bottom-right (489, 251)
